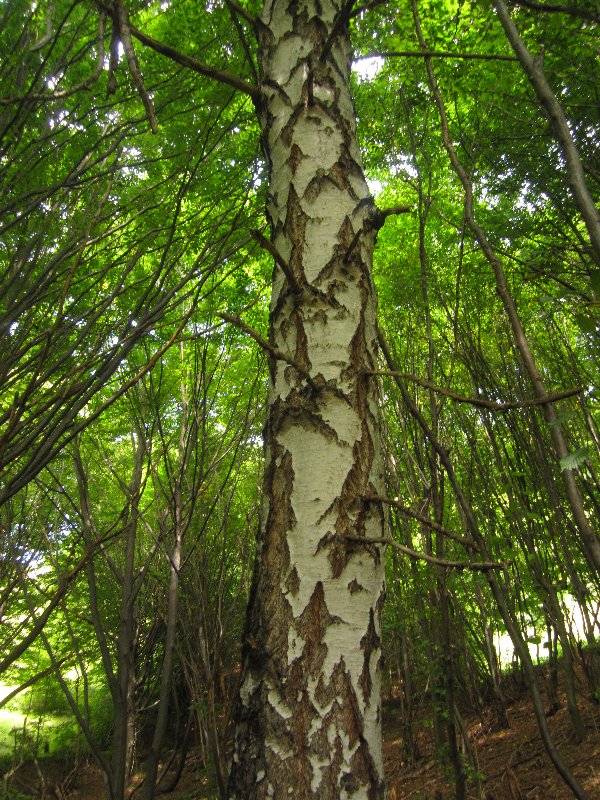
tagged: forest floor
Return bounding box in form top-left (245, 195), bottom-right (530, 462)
top-left (4, 664), bottom-right (600, 799)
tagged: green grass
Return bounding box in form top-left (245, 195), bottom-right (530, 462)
top-left (0, 707), bottom-right (84, 761)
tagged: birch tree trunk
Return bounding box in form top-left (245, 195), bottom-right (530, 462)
top-left (228, 2), bottom-right (387, 797)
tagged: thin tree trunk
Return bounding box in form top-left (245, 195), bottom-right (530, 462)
top-left (378, 334), bottom-right (590, 800)
top-left (411, 0), bottom-right (600, 578)
top-left (494, 0), bottom-right (600, 266)
top-left (228, 2), bottom-right (387, 797)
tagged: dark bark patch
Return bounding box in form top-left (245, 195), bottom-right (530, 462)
top-left (295, 581), bottom-right (340, 677)
top-left (359, 608), bottom-right (381, 704)
top-left (350, 741), bottom-right (385, 800)
top-left (348, 578), bottom-right (366, 594)
top-left (289, 142), bottom-right (303, 175)
top-left (317, 735), bottom-right (344, 799)
top-left (285, 565), bottom-right (300, 596)
top-left (285, 185), bottom-right (307, 286)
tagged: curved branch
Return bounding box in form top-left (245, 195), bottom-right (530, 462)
top-left (365, 494), bottom-right (476, 548)
top-left (495, 0), bottom-right (600, 266)
top-left (130, 20), bottom-right (258, 99)
top-left (358, 49), bottom-right (518, 61)
top-left (345, 535), bottom-right (506, 571)
top-left (114, 0), bottom-right (158, 132)
top-left (368, 370), bottom-right (583, 411)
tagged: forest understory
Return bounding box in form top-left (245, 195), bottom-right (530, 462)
top-left (5, 660), bottom-right (600, 800)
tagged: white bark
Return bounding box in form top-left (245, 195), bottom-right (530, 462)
top-left (228, 1), bottom-right (386, 797)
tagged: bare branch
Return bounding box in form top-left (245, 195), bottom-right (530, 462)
top-left (507, 0), bottom-right (600, 23)
top-left (251, 229), bottom-right (302, 294)
top-left (132, 25), bottom-right (258, 99)
top-left (95, 0), bottom-right (258, 98)
top-left (223, 0), bottom-right (257, 25)
top-left (357, 49), bottom-right (518, 62)
top-left (225, 0), bottom-right (259, 82)
top-left (365, 494), bottom-right (476, 548)
top-left (367, 370), bottom-right (584, 411)
top-left (344, 205), bottom-right (411, 262)
top-left (345, 535), bottom-right (507, 571)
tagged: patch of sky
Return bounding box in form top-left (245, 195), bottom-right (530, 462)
top-left (352, 56), bottom-right (384, 83)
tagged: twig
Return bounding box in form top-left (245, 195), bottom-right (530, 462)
top-left (224, 0), bottom-right (257, 25)
top-left (349, 0), bottom-right (388, 18)
top-left (225, 0), bottom-right (259, 82)
top-left (1, 14), bottom-right (106, 105)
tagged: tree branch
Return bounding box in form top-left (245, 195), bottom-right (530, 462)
top-left (344, 205), bottom-right (412, 262)
top-left (345, 535), bottom-right (507, 571)
top-left (95, 0), bottom-right (259, 99)
top-left (507, 0), bottom-right (600, 23)
top-left (495, 0), bottom-right (600, 266)
top-left (357, 49), bottom-right (518, 62)
top-left (225, 0), bottom-right (259, 83)
top-left (365, 494), bottom-right (476, 548)
top-left (129, 21), bottom-right (259, 100)
top-left (321, 0), bottom-right (355, 61)
top-left (367, 370), bottom-right (584, 411)
top-left (223, 0), bottom-right (257, 25)
top-left (251, 229), bottom-right (302, 294)
top-left (218, 312), bottom-right (314, 385)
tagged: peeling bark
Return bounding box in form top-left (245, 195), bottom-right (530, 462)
top-left (228, 2), bottom-right (386, 797)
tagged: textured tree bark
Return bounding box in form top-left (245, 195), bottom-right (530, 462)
top-left (228, 2), bottom-right (387, 798)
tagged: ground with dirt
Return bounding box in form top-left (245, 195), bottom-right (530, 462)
top-left (4, 667), bottom-right (600, 799)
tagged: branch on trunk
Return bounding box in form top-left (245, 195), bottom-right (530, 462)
top-left (357, 49), bottom-right (518, 61)
top-left (321, 0), bottom-right (355, 61)
top-left (343, 205), bottom-right (412, 262)
top-left (251, 230), bottom-right (302, 294)
top-left (218, 312), bottom-right (315, 386)
top-left (367, 370), bottom-right (584, 411)
top-left (372, 205), bottom-right (413, 228)
top-left (364, 494), bottom-right (476, 548)
top-left (346, 535), bottom-right (508, 571)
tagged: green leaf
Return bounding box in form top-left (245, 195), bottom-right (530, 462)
top-left (559, 447), bottom-right (589, 472)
